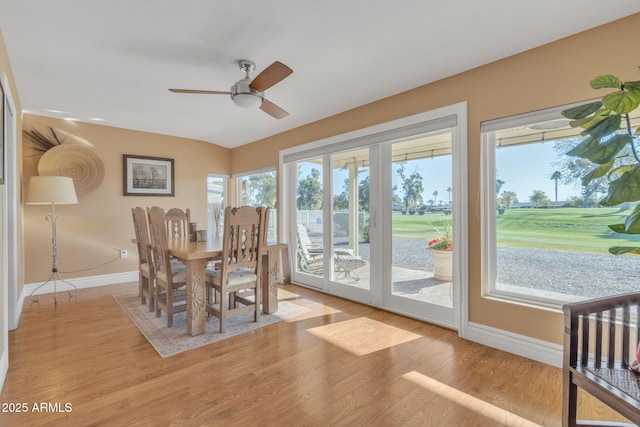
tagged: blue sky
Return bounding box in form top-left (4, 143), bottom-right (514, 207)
top-left (299, 140), bottom-right (585, 206)
top-left (496, 142), bottom-right (577, 202)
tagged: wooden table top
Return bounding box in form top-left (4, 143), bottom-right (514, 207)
top-left (132, 237), bottom-right (288, 261)
top-left (166, 236), bottom-right (223, 261)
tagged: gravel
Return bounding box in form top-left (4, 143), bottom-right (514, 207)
top-left (348, 238), bottom-right (639, 299)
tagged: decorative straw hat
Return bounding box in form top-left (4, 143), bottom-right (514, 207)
top-left (38, 144), bottom-right (105, 194)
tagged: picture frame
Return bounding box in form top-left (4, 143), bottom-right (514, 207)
top-left (123, 154), bottom-right (174, 196)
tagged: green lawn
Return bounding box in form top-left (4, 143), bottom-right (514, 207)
top-left (392, 207), bottom-right (640, 254)
top-left (392, 211), bottom-right (452, 240)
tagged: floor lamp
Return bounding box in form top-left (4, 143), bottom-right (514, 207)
top-left (26, 175), bottom-right (78, 304)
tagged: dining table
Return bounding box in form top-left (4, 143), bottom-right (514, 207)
top-left (163, 237), bottom-right (289, 336)
top-left (166, 236), bottom-right (221, 336)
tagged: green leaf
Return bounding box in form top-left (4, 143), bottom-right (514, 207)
top-left (602, 90), bottom-right (640, 114)
top-left (581, 114), bottom-right (621, 138)
top-left (581, 161), bottom-right (614, 186)
top-left (609, 164), bottom-right (637, 176)
top-left (600, 165), bottom-right (640, 206)
top-left (608, 212), bottom-right (640, 234)
top-left (561, 101), bottom-right (602, 120)
top-left (624, 205), bottom-right (640, 234)
top-left (569, 117), bottom-right (593, 129)
top-left (608, 223), bottom-right (628, 233)
top-left (590, 75), bottom-right (620, 89)
top-left (567, 136), bottom-right (598, 157)
top-left (608, 246), bottom-right (640, 255)
top-left (623, 80), bottom-right (640, 92)
top-left (584, 134), bottom-right (631, 164)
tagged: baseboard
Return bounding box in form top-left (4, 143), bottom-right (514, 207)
top-left (9, 294), bottom-right (24, 330)
top-left (462, 321), bottom-right (562, 368)
top-left (23, 271), bottom-right (138, 300)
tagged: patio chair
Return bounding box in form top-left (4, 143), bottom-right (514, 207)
top-left (296, 224), bottom-right (366, 281)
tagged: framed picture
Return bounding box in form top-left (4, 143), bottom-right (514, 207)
top-left (0, 80), bottom-right (5, 185)
top-left (123, 154), bottom-right (174, 196)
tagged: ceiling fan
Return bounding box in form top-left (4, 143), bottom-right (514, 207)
top-left (169, 60), bottom-right (293, 119)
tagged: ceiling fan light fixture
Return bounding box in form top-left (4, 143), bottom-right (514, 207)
top-left (230, 77), bottom-right (263, 109)
top-left (169, 59), bottom-right (292, 118)
top-left (232, 92), bottom-right (263, 109)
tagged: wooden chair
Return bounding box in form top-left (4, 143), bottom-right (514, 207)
top-left (165, 207), bottom-right (191, 239)
top-left (147, 206), bottom-right (187, 328)
top-left (131, 207), bottom-right (154, 311)
top-left (205, 206), bottom-right (266, 333)
top-left (563, 292), bottom-right (640, 426)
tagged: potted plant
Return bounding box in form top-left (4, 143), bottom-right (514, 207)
top-left (561, 74), bottom-right (640, 255)
top-left (427, 222), bottom-right (453, 281)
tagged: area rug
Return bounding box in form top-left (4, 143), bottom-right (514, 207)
top-left (114, 293), bottom-right (310, 358)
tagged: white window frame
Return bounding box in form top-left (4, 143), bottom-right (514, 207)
top-left (233, 167), bottom-right (278, 243)
top-left (481, 101), bottom-right (593, 309)
top-left (232, 166), bottom-right (277, 206)
top-left (207, 173), bottom-right (228, 237)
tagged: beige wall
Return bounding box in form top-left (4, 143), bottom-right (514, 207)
top-left (22, 114), bottom-right (230, 284)
top-left (231, 13), bottom-right (640, 345)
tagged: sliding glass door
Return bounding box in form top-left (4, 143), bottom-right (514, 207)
top-left (293, 158), bottom-right (325, 287)
top-left (383, 132), bottom-right (456, 325)
top-left (329, 148), bottom-right (371, 300)
top-left (283, 104), bottom-right (466, 329)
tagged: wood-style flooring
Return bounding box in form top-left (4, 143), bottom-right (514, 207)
top-left (0, 282), bottom-right (625, 426)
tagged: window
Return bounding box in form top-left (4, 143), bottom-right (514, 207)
top-left (238, 169), bottom-right (277, 243)
top-left (482, 105), bottom-right (640, 307)
top-left (207, 174), bottom-right (227, 238)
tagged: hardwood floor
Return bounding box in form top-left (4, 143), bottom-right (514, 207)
top-left (0, 282), bottom-right (625, 426)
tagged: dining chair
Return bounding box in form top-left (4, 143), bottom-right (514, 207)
top-left (131, 207), bottom-right (155, 311)
top-left (147, 206), bottom-right (187, 328)
top-left (165, 207), bottom-right (191, 238)
top-left (205, 206), bottom-right (267, 333)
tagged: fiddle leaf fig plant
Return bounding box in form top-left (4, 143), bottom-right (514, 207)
top-left (561, 74), bottom-right (640, 255)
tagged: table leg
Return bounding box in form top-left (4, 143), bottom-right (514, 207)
top-left (262, 249), bottom-right (279, 314)
top-left (280, 246), bottom-right (290, 286)
top-left (186, 258), bottom-right (207, 336)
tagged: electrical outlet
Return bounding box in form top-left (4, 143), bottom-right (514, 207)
top-left (120, 249), bottom-right (128, 259)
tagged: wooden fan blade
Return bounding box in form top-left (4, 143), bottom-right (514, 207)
top-left (169, 89), bottom-right (231, 95)
top-left (260, 99), bottom-right (289, 119)
top-left (249, 61), bottom-right (293, 92)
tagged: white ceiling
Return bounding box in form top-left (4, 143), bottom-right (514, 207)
top-left (1, 1), bottom-right (639, 149)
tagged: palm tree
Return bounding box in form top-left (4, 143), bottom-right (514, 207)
top-left (550, 171), bottom-right (561, 203)
top-left (446, 187), bottom-right (452, 204)
top-left (432, 190), bottom-right (438, 207)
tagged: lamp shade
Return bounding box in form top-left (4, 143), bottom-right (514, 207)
top-left (26, 176), bottom-right (78, 205)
